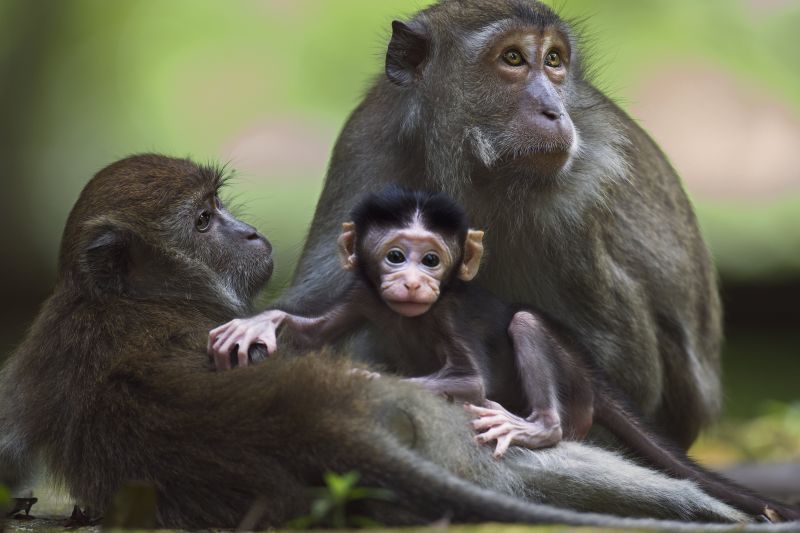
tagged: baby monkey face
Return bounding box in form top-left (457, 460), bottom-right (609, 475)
top-left (373, 226), bottom-right (455, 317)
top-left (337, 193), bottom-right (484, 319)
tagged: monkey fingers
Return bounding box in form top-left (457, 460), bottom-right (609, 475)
top-left (465, 401), bottom-right (505, 417)
top-left (475, 422), bottom-right (515, 443)
top-left (468, 401), bottom-right (562, 454)
top-left (492, 432), bottom-right (516, 458)
top-left (209, 320), bottom-right (249, 369)
top-left (235, 329), bottom-right (276, 368)
top-left (208, 310), bottom-right (286, 369)
top-left (466, 405), bottom-right (507, 431)
top-left (470, 415), bottom-right (507, 430)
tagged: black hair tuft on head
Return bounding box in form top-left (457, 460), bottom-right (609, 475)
top-left (351, 185), bottom-right (468, 240)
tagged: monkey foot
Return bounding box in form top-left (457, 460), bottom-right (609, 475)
top-left (466, 400), bottom-right (562, 457)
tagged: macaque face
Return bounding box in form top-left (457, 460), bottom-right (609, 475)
top-left (469, 26), bottom-right (577, 177)
top-left (367, 225), bottom-right (455, 317)
top-left (338, 209), bottom-right (484, 319)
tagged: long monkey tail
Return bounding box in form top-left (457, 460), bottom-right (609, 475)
top-left (594, 392), bottom-right (800, 523)
top-left (351, 432), bottom-right (799, 531)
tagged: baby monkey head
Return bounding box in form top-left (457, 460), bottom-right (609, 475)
top-left (339, 186), bottom-right (484, 317)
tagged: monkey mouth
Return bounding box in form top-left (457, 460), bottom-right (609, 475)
top-left (385, 299), bottom-right (434, 317)
top-left (511, 138), bottom-right (573, 158)
top-left (501, 144), bottom-right (574, 178)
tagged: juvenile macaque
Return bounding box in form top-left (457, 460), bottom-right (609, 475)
top-left (209, 187), bottom-right (799, 522)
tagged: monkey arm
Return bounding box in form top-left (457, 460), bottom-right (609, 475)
top-left (208, 286), bottom-right (369, 369)
top-left (278, 301), bottom-right (365, 350)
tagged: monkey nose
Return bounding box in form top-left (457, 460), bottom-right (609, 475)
top-left (541, 107), bottom-right (561, 121)
top-left (404, 281), bottom-right (421, 292)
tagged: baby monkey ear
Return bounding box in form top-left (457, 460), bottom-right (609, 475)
top-left (458, 229), bottom-right (485, 282)
top-left (337, 222), bottom-right (358, 271)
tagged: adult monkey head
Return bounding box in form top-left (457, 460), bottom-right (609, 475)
top-left (288, 0), bottom-right (722, 450)
top-left (384, 1), bottom-right (616, 194)
top-left (62, 155), bottom-right (273, 317)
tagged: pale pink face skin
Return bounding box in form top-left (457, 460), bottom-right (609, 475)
top-left (339, 218), bottom-right (483, 319)
top-left (371, 223), bottom-right (455, 318)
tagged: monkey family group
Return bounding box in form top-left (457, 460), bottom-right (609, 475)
top-left (1, 0), bottom-right (796, 530)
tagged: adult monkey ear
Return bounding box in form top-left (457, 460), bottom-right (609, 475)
top-left (337, 222), bottom-right (358, 271)
top-left (80, 222), bottom-right (132, 294)
top-left (458, 230), bottom-right (485, 282)
top-left (80, 221), bottom-right (176, 297)
top-left (386, 20), bottom-right (430, 87)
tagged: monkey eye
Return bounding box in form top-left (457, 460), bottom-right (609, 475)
top-left (386, 249), bottom-right (406, 265)
top-left (196, 211), bottom-right (212, 232)
top-left (502, 49), bottom-right (525, 67)
top-left (544, 51), bottom-right (562, 68)
top-left (421, 253), bottom-right (440, 268)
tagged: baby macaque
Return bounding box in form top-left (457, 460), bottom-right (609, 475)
top-left (208, 186), bottom-right (798, 522)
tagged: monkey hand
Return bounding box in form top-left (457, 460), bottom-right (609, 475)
top-left (208, 309), bottom-right (288, 370)
top-left (466, 400), bottom-right (563, 458)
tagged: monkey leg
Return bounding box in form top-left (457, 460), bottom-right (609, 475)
top-left (467, 400), bottom-right (562, 457)
top-left (487, 310), bottom-right (574, 455)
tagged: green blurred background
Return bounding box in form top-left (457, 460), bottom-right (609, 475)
top-left (0, 0), bottom-right (798, 463)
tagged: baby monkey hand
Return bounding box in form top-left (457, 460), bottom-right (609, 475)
top-left (208, 309), bottom-right (288, 370)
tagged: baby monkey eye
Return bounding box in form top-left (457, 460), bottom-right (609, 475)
top-left (421, 253), bottom-right (440, 268)
top-left (544, 51), bottom-right (562, 68)
top-left (386, 250), bottom-right (406, 264)
top-left (196, 211), bottom-right (212, 232)
top-left (502, 49), bottom-right (524, 67)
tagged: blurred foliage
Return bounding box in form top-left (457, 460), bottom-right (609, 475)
top-left (720, 333), bottom-right (800, 419)
top-left (0, 484), bottom-right (10, 513)
top-left (287, 471), bottom-right (394, 529)
top-left (699, 199), bottom-right (800, 282)
top-left (692, 401), bottom-right (800, 466)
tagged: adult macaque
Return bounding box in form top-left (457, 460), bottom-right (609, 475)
top-left (209, 187), bottom-right (798, 522)
top-left (0, 155), bottom-right (755, 528)
top-left (281, 0), bottom-right (722, 449)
